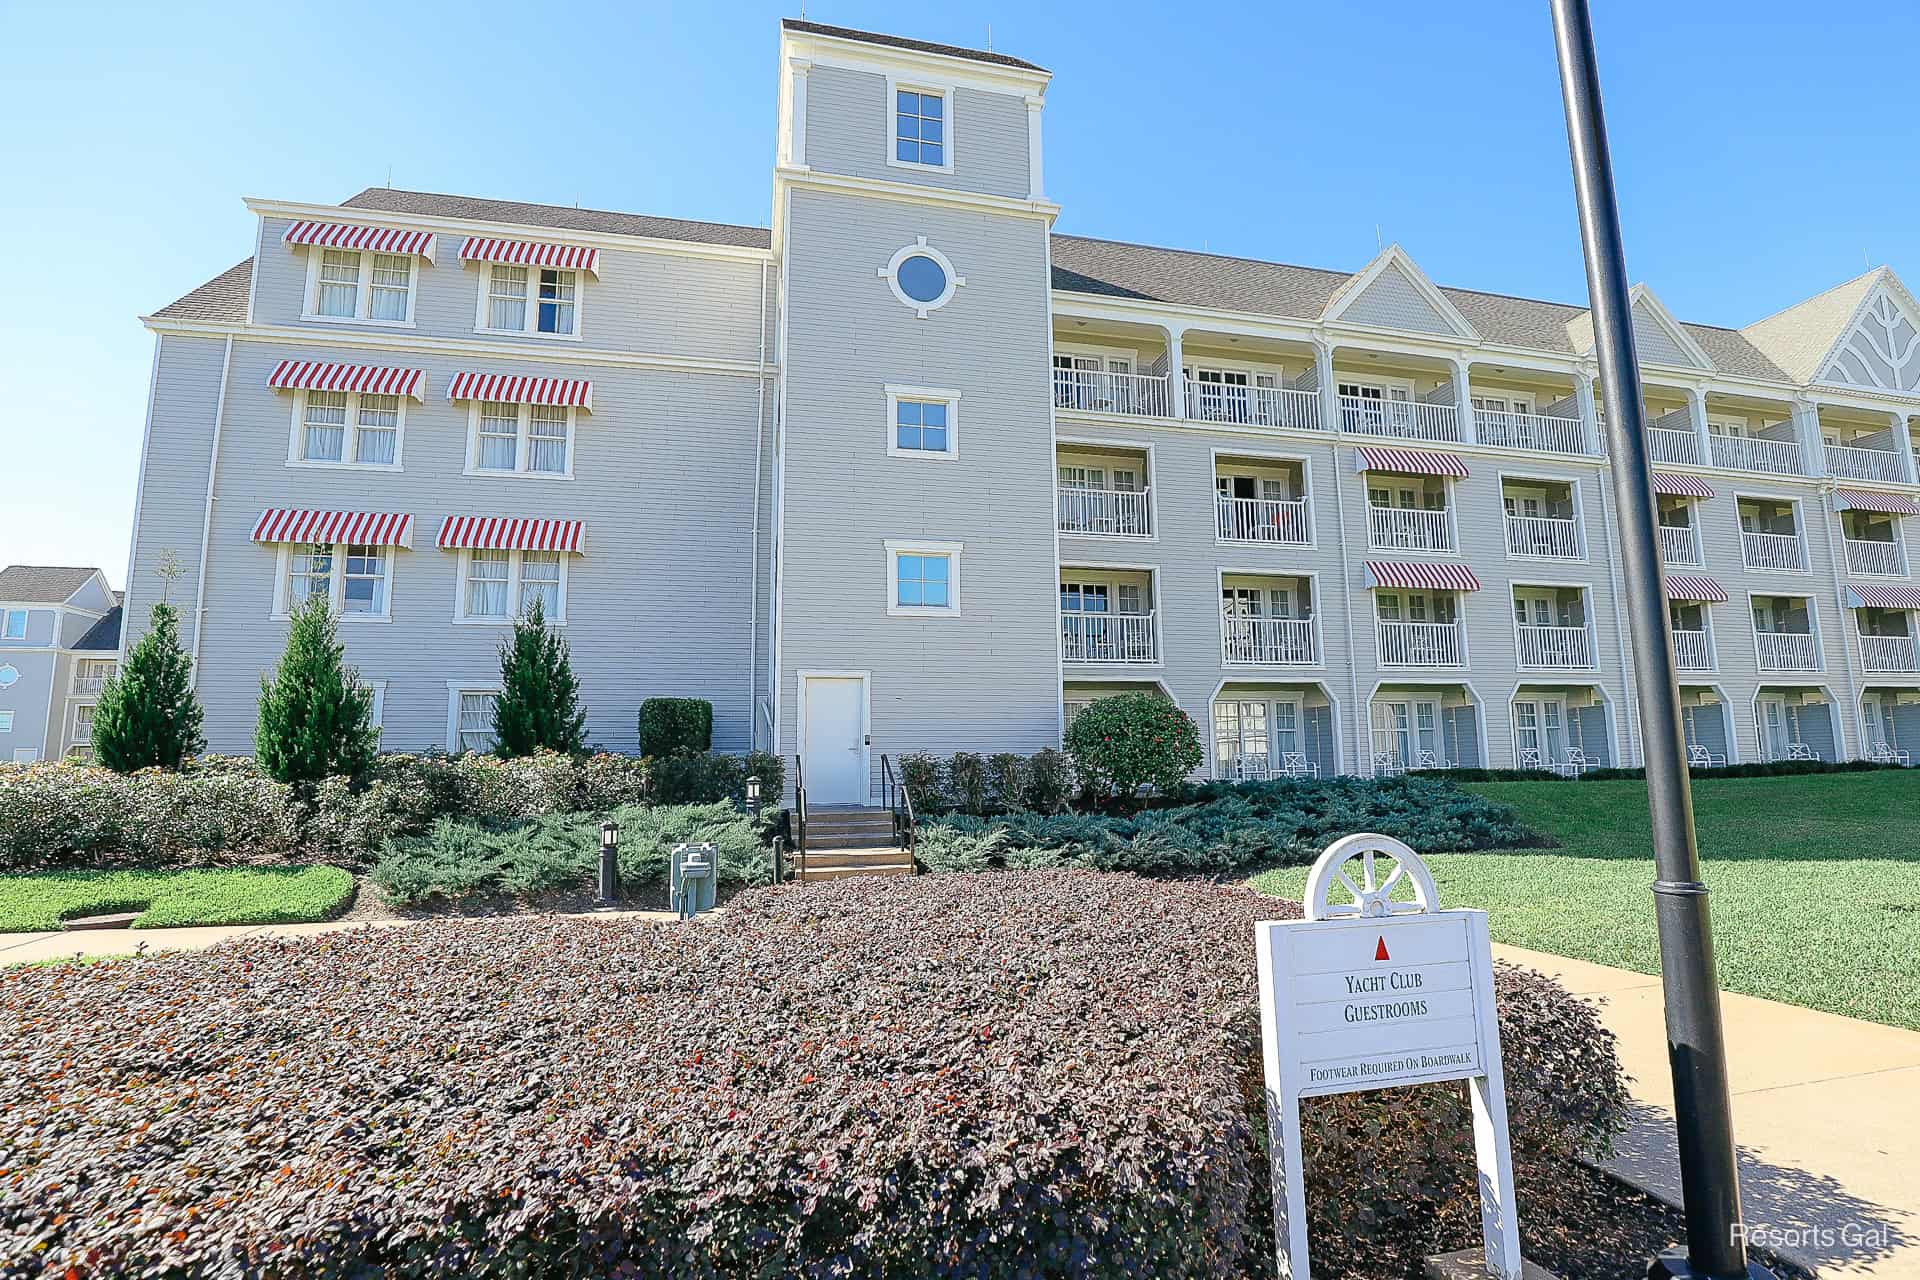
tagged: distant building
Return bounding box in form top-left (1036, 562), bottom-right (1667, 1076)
top-left (0, 566), bottom-right (121, 761)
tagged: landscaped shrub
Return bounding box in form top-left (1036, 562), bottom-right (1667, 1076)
top-left (946, 750), bottom-right (990, 813)
top-left (743, 749), bottom-right (785, 805)
top-left (88, 601), bottom-right (204, 773)
top-left (1064, 691), bottom-right (1204, 805)
top-left (0, 872), bottom-right (1625, 1279)
top-left (255, 596), bottom-right (379, 784)
top-left (638, 697), bottom-right (714, 757)
top-left (1434, 757), bottom-right (1912, 782)
top-left (986, 751), bottom-right (1029, 811)
top-left (0, 759), bottom-right (301, 871)
top-left (370, 800), bottom-right (769, 907)
top-left (1024, 746), bottom-right (1077, 813)
top-left (649, 747), bottom-right (744, 805)
top-left (898, 750), bottom-right (946, 809)
top-left (919, 775), bottom-right (1543, 875)
top-left (490, 598), bottom-right (588, 757)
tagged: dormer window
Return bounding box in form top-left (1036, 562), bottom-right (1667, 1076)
top-left (894, 87), bottom-right (947, 167)
top-left (461, 238), bottom-right (598, 340)
top-left (310, 249), bottom-right (416, 323)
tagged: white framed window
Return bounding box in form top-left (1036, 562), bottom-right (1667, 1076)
top-left (447, 685), bottom-right (501, 754)
top-left (475, 263), bottom-right (582, 338)
top-left (69, 702), bottom-right (95, 747)
top-left (273, 542), bottom-right (394, 620)
top-left (0, 710), bottom-right (13, 732)
top-left (885, 384), bottom-right (960, 459)
top-left (889, 83), bottom-right (951, 172)
top-left (885, 539), bottom-right (962, 617)
top-left (465, 401), bottom-right (576, 479)
top-left (879, 237), bottom-right (963, 318)
top-left (287, 388), bottom-right (406, 469)
top-left (303, 248), bottom-right (418, 326)
top-left (454, 548), bottom-right (570, 624)
top-left (1, 609), bottom-right (26, 640)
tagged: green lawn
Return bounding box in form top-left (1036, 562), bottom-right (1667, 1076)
top-left (0, 867), bottom-right (355, 933)
top-left (1249, 771), bottom-right (1920, 1030)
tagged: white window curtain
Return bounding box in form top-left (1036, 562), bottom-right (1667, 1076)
top-left (527, 405), bottom-right (568, 473)
top-left (317, 249), bottom-right (360, 317)
top-left (488, 265), bottom-right (529, 330)
top-left (354, 394), bottom-right (399, 465)
top-left (519, 552), bottom-right (561, 616)
top-left (458, 692), bottom-right (497, 753)
top-left (368, 254), bottom-right (411, 321)
top-left (465, 550), bottom-right (511, 617)
top-left (477, 403), bottom-right (519, 470)
top-left (289, 544), bottom-right (333, 605)
top-left (303, 391), bottom-right (348, 461)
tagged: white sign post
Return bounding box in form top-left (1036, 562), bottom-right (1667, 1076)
top-left (1257, 833), bottom-right (1522, 1280)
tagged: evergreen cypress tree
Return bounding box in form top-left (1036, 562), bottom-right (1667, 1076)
top-left (90, 602), bottom-right (205, 772)
top-left (491, 598), bottom-right (587, 756)
top-left (255, 595), bottom-right (378, 783)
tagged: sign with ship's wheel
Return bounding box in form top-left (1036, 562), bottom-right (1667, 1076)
top-left (1256, 833), bottom-right (1522, 1280)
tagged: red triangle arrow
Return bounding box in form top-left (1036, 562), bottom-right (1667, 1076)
top-left (1375, 936), bottom-right (1391, 962)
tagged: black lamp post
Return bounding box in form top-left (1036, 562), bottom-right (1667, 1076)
top-left (746, 773), bottom-right (763, 817)
top-left (1547, 3), bottom-right (1771, 1277)
top-left (597, 819), bottom-right (621, 908)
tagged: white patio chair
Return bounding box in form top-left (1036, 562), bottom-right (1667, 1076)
top-left (1519, 747), bottom-right (1543, 772)
top-left (1872, 741), bottom-right (1910, 766)
top-left (1687, 743), bottom-right (1726, 770)
top-left (1371, 751), bottom-right (1403, 777)
top-left (1785, 742), bottom-right (1818, 762)
top-left (1413, 750), bottom-right (1443, 771)
top-left (1563, 748), bottom-right (1597, 776)
top-left (1279, 751), bottom-right (1318, 780)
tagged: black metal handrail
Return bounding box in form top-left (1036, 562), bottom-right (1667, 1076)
top-left (880, 754), bottom-right (918, 871)
top-left (792, 752), bottom-right (808, 882)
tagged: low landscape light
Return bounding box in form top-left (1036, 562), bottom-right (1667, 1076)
top-left (597, 820), bottom-right (621, 908)
top-left (746, 774), bottom-right (762, 814)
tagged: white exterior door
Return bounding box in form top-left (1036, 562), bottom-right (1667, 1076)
top-left (801, 675), bottom-right (868, 805)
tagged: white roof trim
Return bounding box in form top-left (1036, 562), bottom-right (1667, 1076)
top-left (1813, 268), bottom-right (1920, 394)
top-left (1319, 244), bottom-right (1479, 342)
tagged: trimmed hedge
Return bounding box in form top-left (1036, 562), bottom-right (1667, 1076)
top-left (919, 774), bottom-right (1543, 875)
top-left (0, 871), bottom-right (1625, 1278)
top-left (638, 697), bottom-right (713, 757)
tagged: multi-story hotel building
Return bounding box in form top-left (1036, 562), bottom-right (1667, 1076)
top-left (122, 19), bottom-right (1920, 801)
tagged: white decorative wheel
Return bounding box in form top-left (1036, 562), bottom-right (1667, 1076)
top-left (1303, 832), bottom-right (1439, 921)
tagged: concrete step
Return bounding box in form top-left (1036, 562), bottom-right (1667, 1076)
top-left (802, 847), bottom-right (914, 870)
top-left (807, 809), bottom-right (895, 830)
top-left (807, 831), bottom-right (901, 850)
top-left (799, 861), bottom-right (915, 882)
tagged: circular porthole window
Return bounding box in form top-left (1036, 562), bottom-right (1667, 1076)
top-left (879, 238), bottom-right (965, 317)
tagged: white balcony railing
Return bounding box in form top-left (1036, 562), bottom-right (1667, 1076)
top-left (1516, 624), bottom-right (1594, 669)
top-left (1659, 524), bottom-right (1703, 566)
top-left (1505, 514), bottom-right (1582, 559)
top-left (1755, 630), bottom-right (1819, 672)
top-left (1845, 538), bottom-right (1906, 578)
top-left (1860, 634), bottom-right (1920, 673)
top-left (1216, 496), bottom-right (1312, 545)
top-left (1339, 396), bottom-right (1463, 444)
top-left (1057, 487), bottom-right (1152, 538)
top-left (1221, 617), bottom-right (1319, 666)
top-left (1186, 383), bottom-right (1324, 431)
top-left (1826, 443), bottom-right (1907, 484)
top-left (1475, 409), bottom-right (1588, 456)
top-left (70, 668), bottom-right (114, 696)
top-left (1647, 426), bottom-right (1702, 466)
top-left (1711, 433), bottom-right (1806, 476)
top-left (1060, 611), bottom-right (1156, 664)
top-left (1367, 505), bottom-right (1454, 553)
top-left (1376, 620), bottom-right (1464, 667)
top-left (1053, 369), bottom-right (1171, 418)
top-left (1672, 628), bottom-right (1713, 672)
top-left (1742, 530), bottom-right (1808, 571)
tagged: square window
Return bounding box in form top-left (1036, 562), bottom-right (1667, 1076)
top-left (889, 542), bottom-right (961, 615)
top-left (886, 387), bottom-right (959, 458)
top-left (894, 87), bottom-right (946, 167)
top-left (0, 711), bottom-right (13, 732)
top-left (488, 265), bottom-right (529, 331)
top-left (2, 609), bottom-right (26, 640)
top-left (342, 545), bottom-right (388, 615)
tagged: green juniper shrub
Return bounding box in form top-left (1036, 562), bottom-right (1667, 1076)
top-left (946, 751), bottom-right (990, 814)
top-left (255, 597), bottom-right (379, 786)
top-left (985, 752), bottom-right (1029, 812)
top-left (1023, 747), bottom-right (1077, 814)
top-left (898, 752), bottom-right (946, 811)
top-left (89, 603), bottom-right (204, 774)
top-left (637, 698), bottom-right (713, 758)
top-left (490, 600), bottom-right (587, 757)
top-left (1064, 692), bottom-right (1204, 808)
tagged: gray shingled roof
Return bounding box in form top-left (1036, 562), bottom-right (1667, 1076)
top-left (342, 188), bottom-right (772, 250)
top-left (0, 566), bottom-right (101, 604)
top-left (73, 606), bottom-right (122, 653)
top-left (152, 258), bottom-right (250, 322)
top-left (781, 18), bottom-right (1048, 73)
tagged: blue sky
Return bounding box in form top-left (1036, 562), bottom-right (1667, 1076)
top-left (5, 1), bottom-right (1913, 587)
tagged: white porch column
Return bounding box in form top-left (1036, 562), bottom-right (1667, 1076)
top-left (1165, 324), bottom-right (1187, 419)
top-left (1685, 385), bottom-right (1713, 466)
top-left (786, 59), bottom-right (811, 168)
top-left (1573, 367), bottom-right (1601, 455)
top-left (1314, 339), bottom-right (1339, 433)
top-left (1790, 398), bottom-right (1828, 479)
top-left (1892, 409), bottom-right (1918, 484)
top-left (1451, 357), bottom-right (1477, 445)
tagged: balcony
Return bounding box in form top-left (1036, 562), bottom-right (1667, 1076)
top-left (70, 665), bottom-right (114, 696)
top-left (1741, 530), bottom-right (1807, 572)
top-left (1217, 495), bottom-right (1311, 546)
top-left (1053, 369), bottom-right (1171, 418)
top-left (1057, 487), bottom-right (1151, 538)
top-left (1221, 617), bottom-right (1319, 667)
top-left (1861, 634), bottom-right (1920, 674)
top-left (1647, 426), bottom-right (1702, 466)
top-left (1506, 514), bottom-right (1581, 560)
top-left (1186, 383), bottom-right (1324, 431)
top-left (1060, 612), bottom-right (1156, 664)
top-left (1755, 631), bottom-right (1820, 672)
top-left (1516, 624), bottom-right (1594, 669)
top-left (1711, 433), bottom-right (1806, 476)
top-left (1659, 524), bottom-right (1703, 567)
top-left (1672, 628), bottom-right (1713, 672)
top-left (1376, 620), bottom-right (1464, 668)
top-left (1826, 443), bottom-right (1906, 484)
top-left (1474, 409), bottom-right (1587, 456)
top-left (1845, 537), bottom-right (1907, 577)
top-left (1339, 397), bottom-right (1463, 444)
top-left (1368, 506), bottom-right (1454, 554)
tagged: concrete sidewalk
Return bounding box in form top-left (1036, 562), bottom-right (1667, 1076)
top-left (1495, 944), bottom-right (1920, 1279)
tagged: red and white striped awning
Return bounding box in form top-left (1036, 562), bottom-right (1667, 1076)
top-left (1651, 472), bottom-right (1715, 499)
top-left (282, 220), bottom-right (436, 262)
top-left (1845, 583), bottom-right (1920, 610)
top-left (1354, 446), bottom-right (1470, 478)
top-left (1665, 574), bottom-right (1728, 603)
top-left (1834, 488), bottom-right (1920, 516)
top-left (251, 509), bottom-right (414, 548)
top-left (266, 360), bottom-right (426, 401)
top-left (446, 372), bottom-right (593, 411)
top-left (459, 236), bottom-right (599, 275)
top-left (436, 516), bottom-right (586, 554)
top-left (1364, 561), bottom-right (1482, 592)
